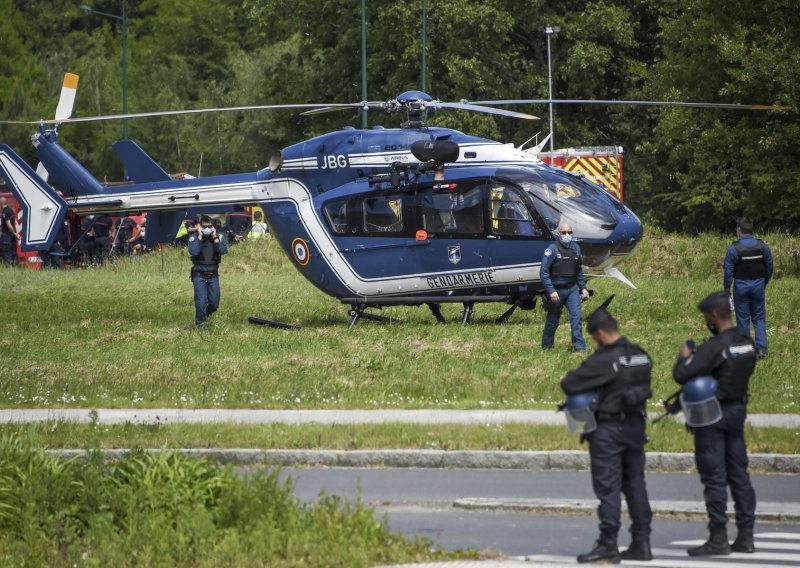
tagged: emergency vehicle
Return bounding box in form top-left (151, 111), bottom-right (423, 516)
top-left (539, 146), bottom-right (625, 201)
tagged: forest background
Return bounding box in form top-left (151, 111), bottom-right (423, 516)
top-left (1, 0), bottom-right (798, 232)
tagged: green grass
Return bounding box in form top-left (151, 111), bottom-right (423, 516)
top-left (2, 230), bottom-right (799, 413)
top-left (3, 421), bottom-right (799, 455)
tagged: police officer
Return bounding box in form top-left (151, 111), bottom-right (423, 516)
top-left (0, 196), bottom-right (20, 264)
top-left (723, 217), bottom-right (773, 358)
top-left (672, 291), bottom-right (757, 556)
top-left (188, 215), bottom-right (228, 327)
top-left (225, 205), bottom-right (252, 244)
top-left (541, 222), bottom-right (590, 350)
top-left (561, 308), bottom-right (654, 563)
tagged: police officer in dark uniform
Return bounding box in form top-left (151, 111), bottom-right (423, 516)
top-left (673, 291), bottom-right (758, 556)
top-left (0, 196), bottom-right (20, 264)
top-left (561, 308), bottom-right (654, 563)
top-left (723, 217), bottom-right (773, 358)
top-left (188, 215), bottom-right (228, 327)
top-left (541, 222), bottom-right (590, 350)
top-left (40, 218), bottom-right (69, 269)
top-left (225, 205), bottom-right (252, 244)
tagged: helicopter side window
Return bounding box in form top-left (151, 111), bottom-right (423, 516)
top-left (324, 200), bottom-right (351, 234)
top-left (421, 187), bottom-right (484, 235)
top-left (488, 185), bottom-right (543, 237)
top-left (363, 195), bottom-right (403, 233)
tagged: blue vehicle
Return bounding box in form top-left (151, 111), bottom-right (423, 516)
top-left (0, 89), bottom-right (643, 326)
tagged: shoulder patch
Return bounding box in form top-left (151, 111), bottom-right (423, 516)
top-left (544, 248), bottom-right (552, 256)
top-left (189, 236), bottom-right (195, 242)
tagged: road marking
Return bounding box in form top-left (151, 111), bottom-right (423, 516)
top-left (755, 532), bottom-right (800, 539)
top-left (523, 531), bottom-right (800, 567)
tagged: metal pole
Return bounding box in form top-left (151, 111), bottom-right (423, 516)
top-left (122, 0), bottom-right (128, 140)
top-left (421, 0), bottom-right (427, 92)
top-left (361, 0), bottom-right (367, 129)
top-left (546, 31), bottom-right (554, 152)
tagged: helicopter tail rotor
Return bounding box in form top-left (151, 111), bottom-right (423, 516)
top-left (36, 72), bottom-right (80, 182)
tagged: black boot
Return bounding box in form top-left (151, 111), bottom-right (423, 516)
top-left (687, 525), bottom-right (731, 556)
top-left (732, 527), bottom-right (755, 553)
top-left (577, 537), bottom-right (621, 564)
top-left (621, 540), bottom-right (653, 561)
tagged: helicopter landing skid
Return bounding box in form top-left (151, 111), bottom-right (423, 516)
top-left (248, 316), bottom-right (302, 330)
top-left (347, 306), bottom-right (401, 329)
top-left (496, 304), bottom-right (517, 324)
top-left (460, 303), bottom-right (475, 326)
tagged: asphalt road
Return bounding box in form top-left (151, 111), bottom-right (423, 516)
top-left (263, 467), bottom-right (800, 566)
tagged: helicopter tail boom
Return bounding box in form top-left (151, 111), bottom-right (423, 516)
top-left (0, 144), bottom-right (67, 251)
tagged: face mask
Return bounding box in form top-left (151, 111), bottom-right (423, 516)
top-left (706, 320), bottom-right (718, 335)
top-left (202, 226), bottom-right (213, 236)
top-left (560, 233), bottom-right (573, 246)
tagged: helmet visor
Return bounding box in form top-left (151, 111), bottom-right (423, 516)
top-left (680, 395), bottom-right (722, 427)
top-left (564, 406), bottom-right (598, 435)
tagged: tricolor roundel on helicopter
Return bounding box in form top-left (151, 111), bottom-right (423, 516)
top-left (291, 237), bottom-right (310, 266)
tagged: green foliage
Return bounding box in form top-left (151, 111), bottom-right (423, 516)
top-left (1, 1), bottom-right (799, 218)
top-left (0, 433), bottom-right (458, 566)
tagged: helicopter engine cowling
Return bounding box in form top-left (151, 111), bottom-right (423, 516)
top-left (410, 139), bottom-right (459, 164)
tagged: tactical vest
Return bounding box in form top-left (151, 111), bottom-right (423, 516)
top-left (597, 343), bottom-right (653, 414)
top-left (192, 237), bottom-right (221, 266)
top-left (550, 243), bottom-right (580, 280)
top-left (733, 239), bottom-right (767, 279)
top-left (715, 334), bottom-right (756, 401)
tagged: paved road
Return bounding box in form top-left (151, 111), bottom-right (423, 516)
top-left (273, 468), bottom-right (800, 567)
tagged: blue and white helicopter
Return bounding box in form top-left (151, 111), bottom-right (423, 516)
top-left (0, 81), bottom-right (776, 326)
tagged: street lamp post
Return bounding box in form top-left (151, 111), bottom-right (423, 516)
top-left (543, 24), bottom-right (560, 152)
top-left (80, 1), bottom-right (128, 140)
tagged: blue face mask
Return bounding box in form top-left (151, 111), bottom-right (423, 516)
top-left (560, 233), bottom-right (573, 246)
top-left (202, 226), bottom-right (213, 236)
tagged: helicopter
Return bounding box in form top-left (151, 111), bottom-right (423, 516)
top-left (0, 81), bottom-right (781, 327)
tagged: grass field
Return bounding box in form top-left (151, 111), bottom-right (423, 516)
top-left (3, 421), bottom-right (798, 455)
top-left (2, 229), bottom-right (799, 417)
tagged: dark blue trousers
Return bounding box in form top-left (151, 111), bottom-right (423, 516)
top-left (733, 279), bottom-right (767, 350)
top-left (587, 417), bottom-right (652, 541)
top-left (693, 401), bottom-right (756, 530)
top-left (192, 274), bottom-right (221, 326)
top-left (542, 285), bottom-right (585, 350)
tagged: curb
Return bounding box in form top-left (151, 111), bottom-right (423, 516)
top-left (45, 448), bottom-right (800, 474)
top-left (4, 408), bottom-right (800, 428)
top-left (453, 497), bottom-right (800, 523)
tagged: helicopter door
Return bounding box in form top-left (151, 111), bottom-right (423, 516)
top-left (485, 180), bottom-right (549, 281)
top-left (416, 183), bottom-right (490, 278)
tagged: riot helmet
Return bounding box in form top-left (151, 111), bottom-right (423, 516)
top-left (680, 375), bottom-right (722, 427)
top-left (563, 391), bottom-right (598, 435)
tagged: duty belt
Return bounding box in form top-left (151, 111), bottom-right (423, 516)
top-left (596, 410), bottom-right (646, 422)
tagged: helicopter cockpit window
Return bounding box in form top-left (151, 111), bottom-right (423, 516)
top-left (496, 168), bottom-right (619, 239)
top-left (363, 195), bottom-right (403, 233)
top-left (421, 186), bottom-right (484, 235)
top-left (488, 184), bottom-right (543, 237)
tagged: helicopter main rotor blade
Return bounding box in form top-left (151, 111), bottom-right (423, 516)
top-left (430, 102), bottom-right (538, 120)
top-left (299, 102), bottom-right (386, 116)
top-left (0, 102), bottom-right (370, 125)
top-left (470, 99), bottom-right (789, 111)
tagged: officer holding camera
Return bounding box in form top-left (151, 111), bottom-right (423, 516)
top-left (672, 291), bottom-right (758, 556)
top-left (188, 215), bottom-right (228, 327)
top-left (560, 308), bottom-right (654, 563)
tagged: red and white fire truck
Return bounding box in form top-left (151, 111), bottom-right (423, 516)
top-left (539, 146), bottom-right (625, 202)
